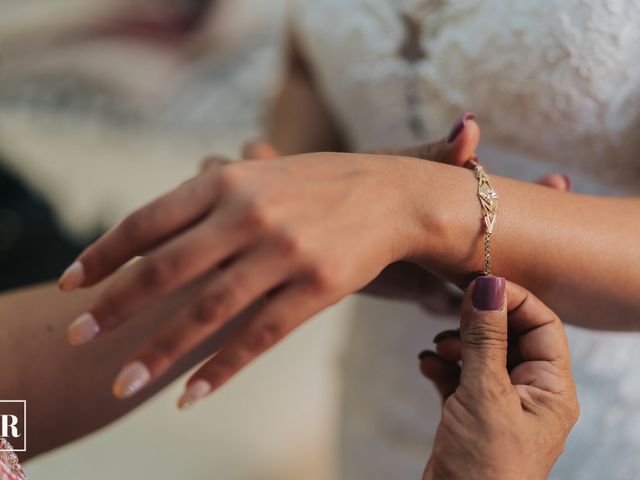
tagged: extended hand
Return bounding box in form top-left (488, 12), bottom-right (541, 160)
top-left (59, 148), bottom-right (439, 406)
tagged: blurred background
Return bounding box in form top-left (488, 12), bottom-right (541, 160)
top-left (0, 0), bottom-right (353, 478)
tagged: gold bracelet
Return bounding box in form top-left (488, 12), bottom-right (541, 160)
top-left (465, 156), bottom-right (498, 275)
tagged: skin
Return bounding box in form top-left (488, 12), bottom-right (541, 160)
top-left (0, 25), bottom-right (615, 465)
top-left (0, 130), bottom-right (481, 459)
top-left (59, 142), bottom-right (639, 409)
top-left (56, 31), bottom-right (640, 408)
top-left (420, 278), bottom-right (579, 480)
top-left (0, 270), bottom-right (248, 460)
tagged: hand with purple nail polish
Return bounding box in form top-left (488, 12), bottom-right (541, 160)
top-left (419, 277), bottom-right (579, 480)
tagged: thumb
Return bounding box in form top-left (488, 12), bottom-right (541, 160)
top-left (459, 275), bottom-right (510, 383)
top-left (536, 172), bottom-right (572, 191)
top-left (241, 139), bottom-right (280, 160)
top-left (375, 112), bottom-right (480, 166)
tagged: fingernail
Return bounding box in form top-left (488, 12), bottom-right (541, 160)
top-left (177, 379), bottom-right (212, 409)
top-left (112, 361), bottom-right (151, 399)
top-left (433, 329), bottom-right (460, 343)
top-left (67, 312), bottom-right (100, 345)
top-left (418, 350), bottom-right (438, 361)
top-left (562, 173), bottom-right (572, 191)
top-left (59, 261), bottom-right (85, 291)
top-left (472, 275), bottom-right (506, 311)
top-left (447, 112), bottom-right (475, 143)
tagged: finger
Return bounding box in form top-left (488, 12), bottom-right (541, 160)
top-left (536, 173), bottom-right (572, 191)
top-left (67, 208), bottom-right (253, 345)
top-left (419, 350), bottom-right (461, 401)
top-left (459, 275), bottom-right (509, 383)
top-left (199, 154), bottom-right (228, 173)
top-left (241, 139), bottom-right (280, 160)
top-left (111, 238), bottom-right (295, 398)
top-left (373, 112), bottom-right (480, 167)
top-left (421, 288), bottom-right (463, 315)
top-left (443, 112), bottom-right (480, 166)
top-left (503, 282), bottom-right (569, 363)
top-left (433, 330), bottom-right (523, 368)
top-left (59, 167), bottom-right (222, 291)
top-left (433, 329), bottom-right (461, 361)
top-left (177, 280), bottom-right (330, 408)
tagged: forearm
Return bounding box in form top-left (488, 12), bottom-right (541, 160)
top-left (401, 157), bottom-right (640, 330)
top-left (0, 273), bottom-right (236, 459)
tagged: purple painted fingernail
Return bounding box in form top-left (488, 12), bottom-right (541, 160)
top-left (432, 329), bottom-right (460, 343)
top-left (472, 275), bottom-right (505, 311)
top-left (562, 173), bottom-right (572, 191)
top-left (447, 112), bottom-right (476, 143)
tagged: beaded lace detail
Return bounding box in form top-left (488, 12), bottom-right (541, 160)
top-left (0, 439), bottom-right (26, 480)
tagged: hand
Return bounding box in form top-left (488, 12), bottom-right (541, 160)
top-left (240, 123), bottom-right (572, 315)
top-left (238, 113), bottom-right (482, 314)
top-left (419, 276), bottom-right (579, 480)
top-left (56, 112), bottom-right (484, 405)
top-left (59, 146), bottom-right (454, 405)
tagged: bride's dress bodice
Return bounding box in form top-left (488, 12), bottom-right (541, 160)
top-left (292, 1), bottom-right (640, 479)
top-left (293, 0), bottom-right (640, 192)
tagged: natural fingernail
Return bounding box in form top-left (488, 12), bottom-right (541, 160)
top-left (562, 173), bottom-right (572, 191)
top-left (112, 361), bottom-right (151, 399)
top-left (472, 275), bottom-right (506, 311)
top-left (433, 329), bottom-right (460, 343)
top-left (418, 350), bottom-right (438, 361)
top-left (59, 261), bottom-right (85, 291)
top-left (447, 112), bottom-right (475, 143)
top-left (177, 379), bottom-right (212, 410)
top-left (67, 312), bottom-right (100, 345)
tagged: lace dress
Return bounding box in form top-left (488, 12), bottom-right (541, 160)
top-left (0, 439), bottom-right (26, 480)
top-left (292, 1), bottom-right (640, 478)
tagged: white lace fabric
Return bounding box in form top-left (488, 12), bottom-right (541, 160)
top-left (291, 1), bottom-right (640, 479)
top-left (293, 0), bottom-right (640, 191)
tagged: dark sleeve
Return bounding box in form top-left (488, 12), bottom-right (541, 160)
top-left (0, 157), bottom-right (95, 291)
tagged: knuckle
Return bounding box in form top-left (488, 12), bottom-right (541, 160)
top-left (308, 267), bottom-right (335, 294)
top-left (241, 198), bottom-right (272, 231)
top-left (464, 376), bottom-right (511, 404)
top-left (278, 229), bottom-right (304, 258)
top-left (95, 295), bottom-right (122, 328)
top-left (215, 164), bottom-right (244, 193)
top-left (138, 259), bottom-right (174, 290)
top-left (244, 322), bottom-right (284, 353)
top-left (190, 290), bottom-right (229, 326)
top-left (210, 354), bottom-right (237, 377)
top-left (200, 154), bottom-right (228, 170)
top-left (462, 323), bottom-right (506, 351)
top-left (149, 334), bottom-right (178, 362)
top-left (481, 378), bottom-right (512, 401)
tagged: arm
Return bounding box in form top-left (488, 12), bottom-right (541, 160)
top-left (268, 29), bottom-right (344, 155)
top-left (54, 150), bottom-right (638, 410)
top-left (401, 157), bottom-right (640, 330)
top-left (0, 271), bottom-right (242, 460)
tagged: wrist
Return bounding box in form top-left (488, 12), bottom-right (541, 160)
top-left (397, 157), bottom-right (485, 283)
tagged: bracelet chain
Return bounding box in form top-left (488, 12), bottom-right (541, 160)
top-left (465, 156), bottom-right (498, 276)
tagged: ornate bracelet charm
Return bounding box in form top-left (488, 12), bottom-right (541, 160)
top-left (465, 156), bottom-right (498, 275)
